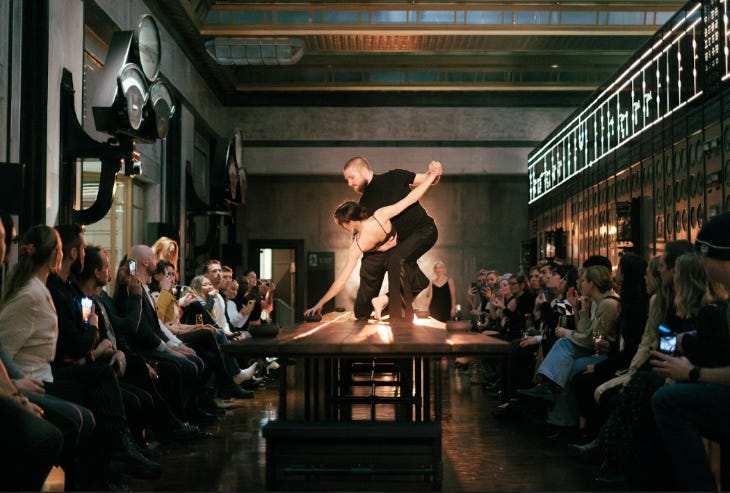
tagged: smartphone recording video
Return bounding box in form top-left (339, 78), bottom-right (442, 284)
top-left (128, 259), bottom-right (137, 276)
top-left (657, 324), bottom-right (677, 354)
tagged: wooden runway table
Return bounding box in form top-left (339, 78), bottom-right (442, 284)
top-left (224, 312), bottom-right (510, 491)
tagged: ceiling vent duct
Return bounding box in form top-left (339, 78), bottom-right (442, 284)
top-left (205, 38), bottom-right (304, 65)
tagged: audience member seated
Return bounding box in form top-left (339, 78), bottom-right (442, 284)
top-left (49, 226), bottom-right (159, 453)
top-left (650, 212), bottom-right (730, 492)
top-left (181, 274), bottom-right (259, 391)
top-left (78, 245), bottom-right (205, 443)
top-left (491, 273), bottom-right (536, 340)
top-left (223, 278), bottom-right (255, 333)
top-left (238, 269), bottom-right (275, 327)
top-left (467, 269), bottom-right (497, 323)
top-left (518, 265), bottom-right (620, 439)
top-left (115, 244), bottom-right (221, 424)
top-left (571, 253), bottom-right (648, 441)
top-left (495, 264), bottom-right (576, 405)
top-left (595, 242), bottom-right (697, 488)
top-left (1, 225), bottom-right (159, 488)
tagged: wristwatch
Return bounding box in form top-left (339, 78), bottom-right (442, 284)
top-left (688, 365), bottom-right (702, 382)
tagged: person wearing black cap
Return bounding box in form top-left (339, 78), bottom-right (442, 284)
top-left (650, 212), bottom-right (730, 491)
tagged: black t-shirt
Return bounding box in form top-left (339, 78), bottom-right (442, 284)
top-left (359, 169), bottom-right (434, 239)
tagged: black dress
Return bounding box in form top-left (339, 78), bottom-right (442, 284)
top-left (429, 281), bottom-right (451, 322)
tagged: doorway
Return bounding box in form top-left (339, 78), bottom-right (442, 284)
top-left (247, 239), bottom-right (305, 324)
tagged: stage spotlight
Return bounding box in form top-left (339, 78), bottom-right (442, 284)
top-left (139, 81), bottom-right (176, 140)
top-left (92, 14), bottom-right (173, 143)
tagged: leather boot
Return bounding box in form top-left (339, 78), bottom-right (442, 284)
top-left (108, 431), bottom-right (161, 479)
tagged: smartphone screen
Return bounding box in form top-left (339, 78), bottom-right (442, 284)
top-left (657, 324), bottom-right (677, 354)
top-left (80, 297), bottom-right (93, 322)
top-left (128, 259), bottom-right (137, 276)
top-left (659, 334), bottom-right (677, 354)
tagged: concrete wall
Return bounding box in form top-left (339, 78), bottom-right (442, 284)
top-left (239, 174), bottom-right (528, 312)
top-left (225, 104), bottom-right (569, 313)
top-left (226, 106), bottom-right (573, 175)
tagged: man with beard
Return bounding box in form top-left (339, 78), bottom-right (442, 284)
top-left (76, 244), bottom-right (204, 440)
top-left (46, 224), bottom-right (160, 482)
top-left (342, 156), bottom-right (441, 321)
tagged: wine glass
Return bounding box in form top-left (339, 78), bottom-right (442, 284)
top-left (523, 314), bottom-right (534, 339)
top-left (593, 318), bottom-right (605, 356)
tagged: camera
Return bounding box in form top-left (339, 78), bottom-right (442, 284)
top-left (128, 259), bottom-right (137, 276)
top-left (174, 285), bottom-right (189, 300)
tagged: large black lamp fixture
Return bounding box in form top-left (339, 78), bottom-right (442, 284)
top-left (92, 14), bottom-right (174, 142)
top-left (59, 14), bottom-right (174, 226)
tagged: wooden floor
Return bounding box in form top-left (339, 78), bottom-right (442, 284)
top-left (45, 360), bottom-right (614, 492)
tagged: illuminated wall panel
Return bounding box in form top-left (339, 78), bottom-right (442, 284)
top-left (529, 0), bottom-right (730, 264)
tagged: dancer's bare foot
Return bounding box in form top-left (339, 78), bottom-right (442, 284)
top-left (372, 295), bottom-right (389, 320)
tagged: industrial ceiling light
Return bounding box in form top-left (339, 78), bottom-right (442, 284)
top-left (139, 81), bottom-right (176, 139)
top-left (93, 14), bottom-right (174, 143)
top-left (119, 64), bottom-right (149, 130)
top-left (205, 38), bottom-right (304, 65)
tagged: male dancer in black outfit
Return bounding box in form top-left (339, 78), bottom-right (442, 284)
top-left (343, 156), bottom-right (441, 320)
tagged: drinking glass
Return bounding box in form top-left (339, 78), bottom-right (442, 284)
top-left (593, 318), bottom-right (605, 356)
top-left (523, 314), bottom-right (534, 339)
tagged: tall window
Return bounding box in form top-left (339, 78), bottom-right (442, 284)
top-left (80, 159), bottom-right (136, 290)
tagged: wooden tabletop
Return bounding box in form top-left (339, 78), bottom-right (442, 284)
top-left (224, 312), bottom-right (510, 358)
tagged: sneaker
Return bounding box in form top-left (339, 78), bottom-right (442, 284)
top-left (517, 383), bottom-right (555, 403)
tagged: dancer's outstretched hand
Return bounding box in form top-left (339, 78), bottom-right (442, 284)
top-left (428, 161), bottom-right (443, 176)
top-left (304, 305), bottom-right (322, 318)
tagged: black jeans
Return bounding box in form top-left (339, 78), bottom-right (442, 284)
top-left (0, 394), bottom-right (63, 491)
top-left (386, 223), bottom-right (438, 320)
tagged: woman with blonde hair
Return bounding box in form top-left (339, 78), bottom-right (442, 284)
top-left (422, 261), bottom-right (456, 322)
top-left (152, 236), bottom-right (179, 270)
top-left (181, 275), bottom-right (259, 387)
top-left (518, 265), bottom-right (620, 409)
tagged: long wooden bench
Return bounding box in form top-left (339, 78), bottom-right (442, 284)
top-left (262, 420), bottom-right (442, 491)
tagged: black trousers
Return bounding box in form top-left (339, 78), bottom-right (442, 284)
top-left (386, 223), bottom-right (438, 320)
top-left (354, 224), bottom-right (436, 319)
top-left (47, 363), bottom-right (128, 439)
top-left (179, 329), bottom-right (235, 388)
top-left (119, 351), bottom-right (180, 431)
